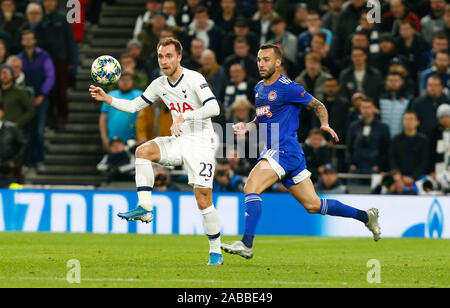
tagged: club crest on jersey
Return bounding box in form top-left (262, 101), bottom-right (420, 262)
top-left (268, 90), bottom-right (277, 101)
top-left (256, 105), bottom-right (272, 118)
top-left (169, 102), bottom-right (194, 113)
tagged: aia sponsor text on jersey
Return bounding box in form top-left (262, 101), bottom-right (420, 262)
top-left (169, 102), bottom-right (194, 113)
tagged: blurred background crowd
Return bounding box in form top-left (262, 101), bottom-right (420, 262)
top-left (0, 0), bottom-right (449, 196)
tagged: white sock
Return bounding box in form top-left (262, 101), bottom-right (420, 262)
top-left (135, 158), bottom-right (154, 211)
top-left (200, 205), bottom-right (221, 254)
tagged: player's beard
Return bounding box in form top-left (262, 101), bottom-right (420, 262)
top-left (260, 65), bottom-right (276, 80)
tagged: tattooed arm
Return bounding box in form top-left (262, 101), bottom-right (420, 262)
top-left (306, 97), bottom-right (340, 142)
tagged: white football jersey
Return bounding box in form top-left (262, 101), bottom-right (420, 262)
top-left (140, 67), bottom-right (217, 136)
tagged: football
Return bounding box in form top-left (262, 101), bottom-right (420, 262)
top-left (91, 55), bottom-right (121, 85)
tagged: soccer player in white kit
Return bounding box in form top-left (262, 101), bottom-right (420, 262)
top-left (89, 38), bottom-right (223, 265)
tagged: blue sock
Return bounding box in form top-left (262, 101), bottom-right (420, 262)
top-left (320, 199), bottom-right (368, 224)
top-left (241, 193), bottom-right (262, 248)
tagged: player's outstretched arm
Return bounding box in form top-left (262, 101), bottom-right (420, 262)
top-left (306, 97), bottom-right (339, 142)
top-left (89, 85), bottom-right (149, 114)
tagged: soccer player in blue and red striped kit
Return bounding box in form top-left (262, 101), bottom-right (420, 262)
top-left (221, 44), bottom-right (381, 259)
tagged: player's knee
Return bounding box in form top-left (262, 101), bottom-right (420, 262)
top-left (304, 201), bottom-right (321, 214)
top-left (135, 143), bottom-right (158, 161)
top-left (243, 181), bottom-right (260, 195)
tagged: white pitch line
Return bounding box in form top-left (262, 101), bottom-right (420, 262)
top-left (0, 277), bottom-right (447, 288)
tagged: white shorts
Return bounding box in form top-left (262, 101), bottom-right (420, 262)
top-left (153, 134), bottom-right (216, 189)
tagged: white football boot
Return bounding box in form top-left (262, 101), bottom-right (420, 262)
top-left (221, 241), bottom-right (254, 259)
top-left (365, 208), bottom-right (381, 241)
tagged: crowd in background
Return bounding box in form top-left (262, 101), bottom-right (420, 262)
top-left (0, 0), bottom-right (449, 195)
top-left (0, 0), bottom-right (86, 187)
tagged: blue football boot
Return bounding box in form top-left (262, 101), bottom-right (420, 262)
top-left (207, 253), bottom-right (224, 265)
top-left (117, 206), bottom-right (154, 223)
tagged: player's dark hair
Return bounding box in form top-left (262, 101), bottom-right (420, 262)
top-left (157, 37), bottom-right (183, 55)
top-left (312, 32), bottom-right (327, 42)
top-left (195, 5), bottom-right (209, 15)
top-left (433, 32), bottom-right (448, 41)
top-left (21, 29), bottom-right (35, 38)
top-left (260, 43), bottom-right (282, 59)
top-left (351, 46), bottom-right (368, 55)
top-left (404, 110), bottom-right (419, 120)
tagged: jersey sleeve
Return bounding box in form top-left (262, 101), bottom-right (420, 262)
top-left (192, 73), bottom-right (217, 105)
top-left (286, 82), bottom-right (313, 106)
top-left (140, 79), bottom-right (160, 105)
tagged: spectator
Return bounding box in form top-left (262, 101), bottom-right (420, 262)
top-left (136, 103), bottom-right (172, 144)
top-left (0, 103), bottom-right (26, 187)
top-left (133, 0), bottom-right (163, 38)
top-left (126, 39), bottom-right (153, 81)
top-left (288, 2), bottom-right (308, 36)
top-left (342, 31), bottom-right (372, 68)
top-left (162, 0), bottom-right (178, 27)
top-left (421, 0), bottom-right (446, 44)
top-left (97, 137), bottom-right (135, 183)
top-left (346, 98), bottom-right (391, 174)
top-left (198, 49), bottom-right (227, 100)
top-left (346, 92), bottom-right (365, 129)
top-left (390, 111), bottom-right (430, 184)
top-left (339, 47), bottom-right (383, 103)
top-left (181, 37), bottom-right (204, 71)
top-left (395, 19), bottom-right (430, 81)
top-left (303, 128), bottom-right (331, 182)
top-left (0, 39), bottom-right (8, 65)
top-left (315, 163), bottom-right (349, 194)
top-left (381, 0), bottom-right (421, 36)
top-left (0, 64), bottom-right (34, 130)
top-left (16, 2), bottom-right (46, 52)
top-left (429, 104), bottom-right (450, 180)
top-left (18, 30), bottom-right (55, 169)
top-left (420, 51), bottom-right (450, 97)
top-left (70, 0), bottom-right (88, 88)
top-left (226, 148), bottom-right (253, 177)
top-left (372, 170), bottom-right (418, 195)
top-left (321, 0), bottom-right (344, 33)
top-left (153, 166), bottom-right (178, 191)
top-left (223, 36), bottom-right (258, 80)
top-left (0, 0), bottom-right (25, 53)
top-left (99, 71), bottom-right (142, 152)
top-left (371, 33), bottom-right (404, 77)
top-left (42, 0), bottom-right (75, 130)
top-left (410, 75), bottom-right (449, 136)
top-left (223, 63), bottom-right (255, 109)
top-left (138, 10), bottom-right (167, 59)
top-left (445, 4), bottom-right (450, 42)
top-left (421, 33), bottom-right (448, 71)
top-left (177, 0), bottom-right (202, 30)
top-left (117, 53), bottom-right (149, 91)
top-left (5, 55), bottom-right (30, 94)
top-left (379, 72), bottom-right (413, 139)
top-left (226, 98), bottom-right (255, 124)
top-left (268, 16), bottom-right (297, 64)
top-left (297, 10), bottom-right (333, 60)
top-left (251, 0), bottom-right (279, 46)
top-left (295, 52), bottom-right (332, 101)
top-left (213, 159), bottom-right (244, 192)
top-left (184, 6), bottom-right (223, 60)
top-left (320, 77), bottom-right (350, 143)
top-left (222, 17), bottom-right (259, 58)
top-left (356, 11), bottom-right (381, 55)
top-left (387, 57), bottom-right (417, 96)
top-left (332, 0), bottom-right (367, 62)
top-left (299, 32), bottom-right (338, 77)
top-left (215, 0), bottom-right (237, 33)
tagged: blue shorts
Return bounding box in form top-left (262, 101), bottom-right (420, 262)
top-left (258, 149), bottom-right (312, 189)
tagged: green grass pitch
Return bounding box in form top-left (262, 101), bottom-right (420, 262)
top-left (0, 233), bottom-right (448, 288)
